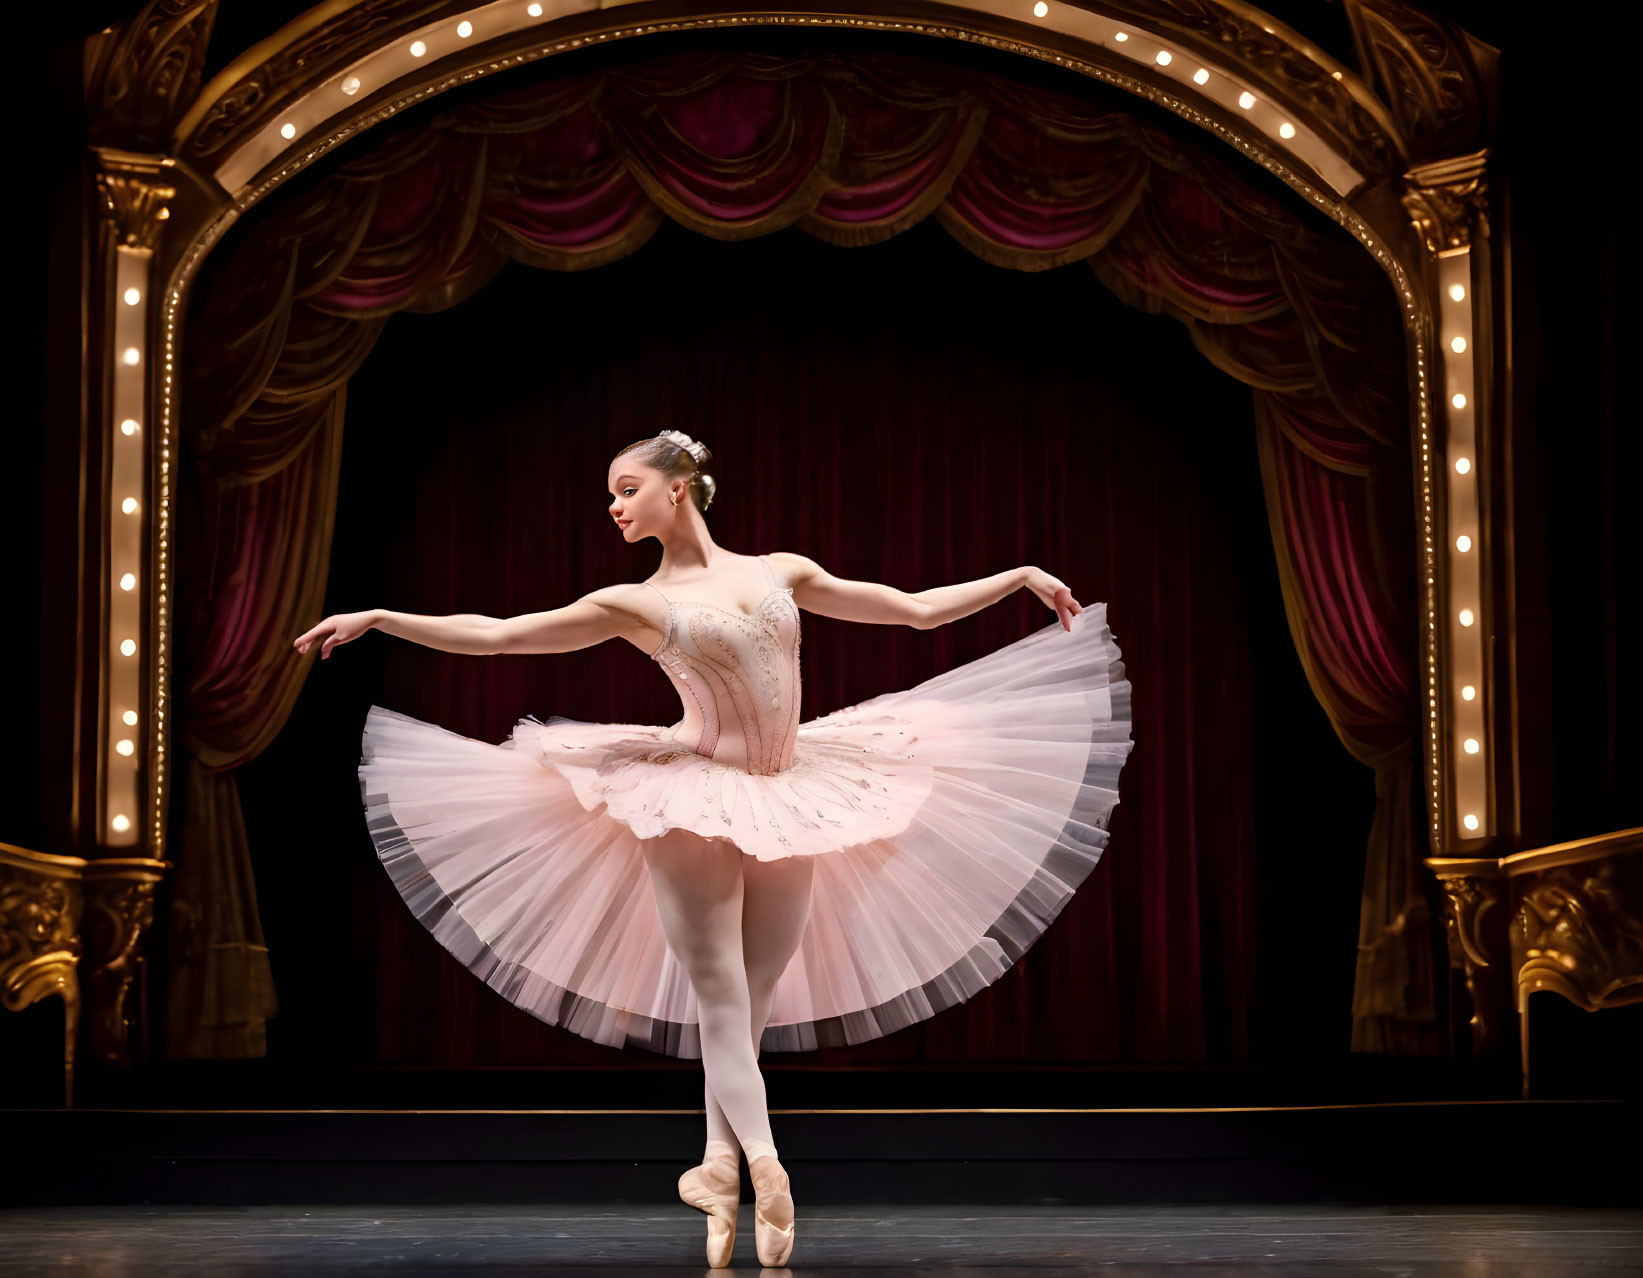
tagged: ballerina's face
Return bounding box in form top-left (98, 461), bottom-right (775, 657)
top-left (607, 460), bottom-right (678, 541)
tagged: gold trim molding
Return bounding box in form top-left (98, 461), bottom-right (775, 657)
top-left (0, 841), bottom-right (169, 1106)
top-left (177, 0), bottom-right (1409, 184)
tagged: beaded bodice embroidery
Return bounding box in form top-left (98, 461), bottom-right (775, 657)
top-left (642, 556), bottom-right (802, 776)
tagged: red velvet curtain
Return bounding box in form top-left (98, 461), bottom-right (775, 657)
top-left (176, 45), bottom-right (1428, 1065)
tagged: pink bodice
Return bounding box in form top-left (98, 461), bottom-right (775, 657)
top-left (643, 555), bottom-right (802, 776)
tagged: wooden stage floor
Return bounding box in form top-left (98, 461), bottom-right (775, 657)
top-left (2, 1202), bottom-right (1640, 1274)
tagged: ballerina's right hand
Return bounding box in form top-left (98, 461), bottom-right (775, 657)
top-left (294, 610), bottom-right (376, 660)
top-left (1023, 567), bottom-right (1082, 631)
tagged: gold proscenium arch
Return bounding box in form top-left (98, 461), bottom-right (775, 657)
top-left (84, 0), bottom-right (1500, 867)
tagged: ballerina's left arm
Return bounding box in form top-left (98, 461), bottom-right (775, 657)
top-left (768, 552), bottom-right (1082, 632)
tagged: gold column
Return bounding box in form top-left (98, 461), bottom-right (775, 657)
top-left (1399, 148), bottom-right (1499, 853)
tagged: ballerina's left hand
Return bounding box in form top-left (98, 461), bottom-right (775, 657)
top-left (1023, 566), bottom-right (1082, 631)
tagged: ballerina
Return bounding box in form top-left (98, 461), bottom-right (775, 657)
top-left (294, 428), bottom-right (1134, 1267)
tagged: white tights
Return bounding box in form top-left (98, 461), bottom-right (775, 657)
top-left (640, 827), bottom-right (815, 1166)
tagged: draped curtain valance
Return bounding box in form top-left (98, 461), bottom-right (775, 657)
top-left (171, 47), bottom-right (1429, 1061)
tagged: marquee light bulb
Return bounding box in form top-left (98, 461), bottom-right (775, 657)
top-left (1463, 814), bottom-right (1479, 831)
top-left (1458, 609), bottom-right (1474, 627)
top-left (1451, 336), bottom-right (1467, 353)
top-left (1239, 92), bottom-right (1256, 109)
top-left (1462, 685), bottom-right (1476, 700)
top-left (1454, 457), bottom-right (1471, 475)
top-left (1455, 534), bottom-right (1471, 552)
top-left (120, 639), bottom-right (136, 656)
top-left (123, 287), bottom-right (140, 306)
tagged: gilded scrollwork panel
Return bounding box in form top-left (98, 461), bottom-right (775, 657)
top-left (0, 843), bottom-right (168, 1105)
top-left (1429, 833), bottom-right (1643, 1093)
top-left (84, 0), bottom-right (222, 152)
top-left (1512, 854), bottom-right (1643, 1016)
top-left (1339, 0), bottom-right (1491, 160)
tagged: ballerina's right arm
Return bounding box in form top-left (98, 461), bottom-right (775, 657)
top-left (293, 587), bottom-right (653, 658)
top-left (488, 585), bottom-right (658, 655)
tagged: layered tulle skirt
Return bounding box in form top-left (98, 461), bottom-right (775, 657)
top-left (359, 603), bottom-right (1134, 1057)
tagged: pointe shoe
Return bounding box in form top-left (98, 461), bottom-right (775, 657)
top-left (678, 1152), bottom-right (740, 1268)
top-left (749, 1154), bottom-right (795, 1267)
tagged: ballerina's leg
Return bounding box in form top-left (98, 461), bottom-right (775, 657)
top-left (641, 827), bottom-right (780, 1163)
top-left (702, 851), bottom-right (816, 1155)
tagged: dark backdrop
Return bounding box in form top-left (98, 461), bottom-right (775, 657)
top-left (228, 212), bottom-right (1374, 1096)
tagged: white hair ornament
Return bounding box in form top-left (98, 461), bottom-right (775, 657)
top-left (657, 429), bottom-right (707, 468)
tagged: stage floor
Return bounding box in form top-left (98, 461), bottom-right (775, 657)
top-left (1, 1203), bottom-right (1639, 1275)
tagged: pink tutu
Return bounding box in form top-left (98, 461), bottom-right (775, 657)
top-left (359, 601), bottom-right (1133, 1057)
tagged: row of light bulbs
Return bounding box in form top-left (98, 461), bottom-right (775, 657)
top-left (279, 4), bottom-right (550, 139)
top-left (1026, 4), bottom-right (1334, 148)
top-left (107, 247), bottom-right (151, 841)
top-left (1439, 259), bottom-right (1486, 838)
top-left (264, 2), bottom-right (1325, 167)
